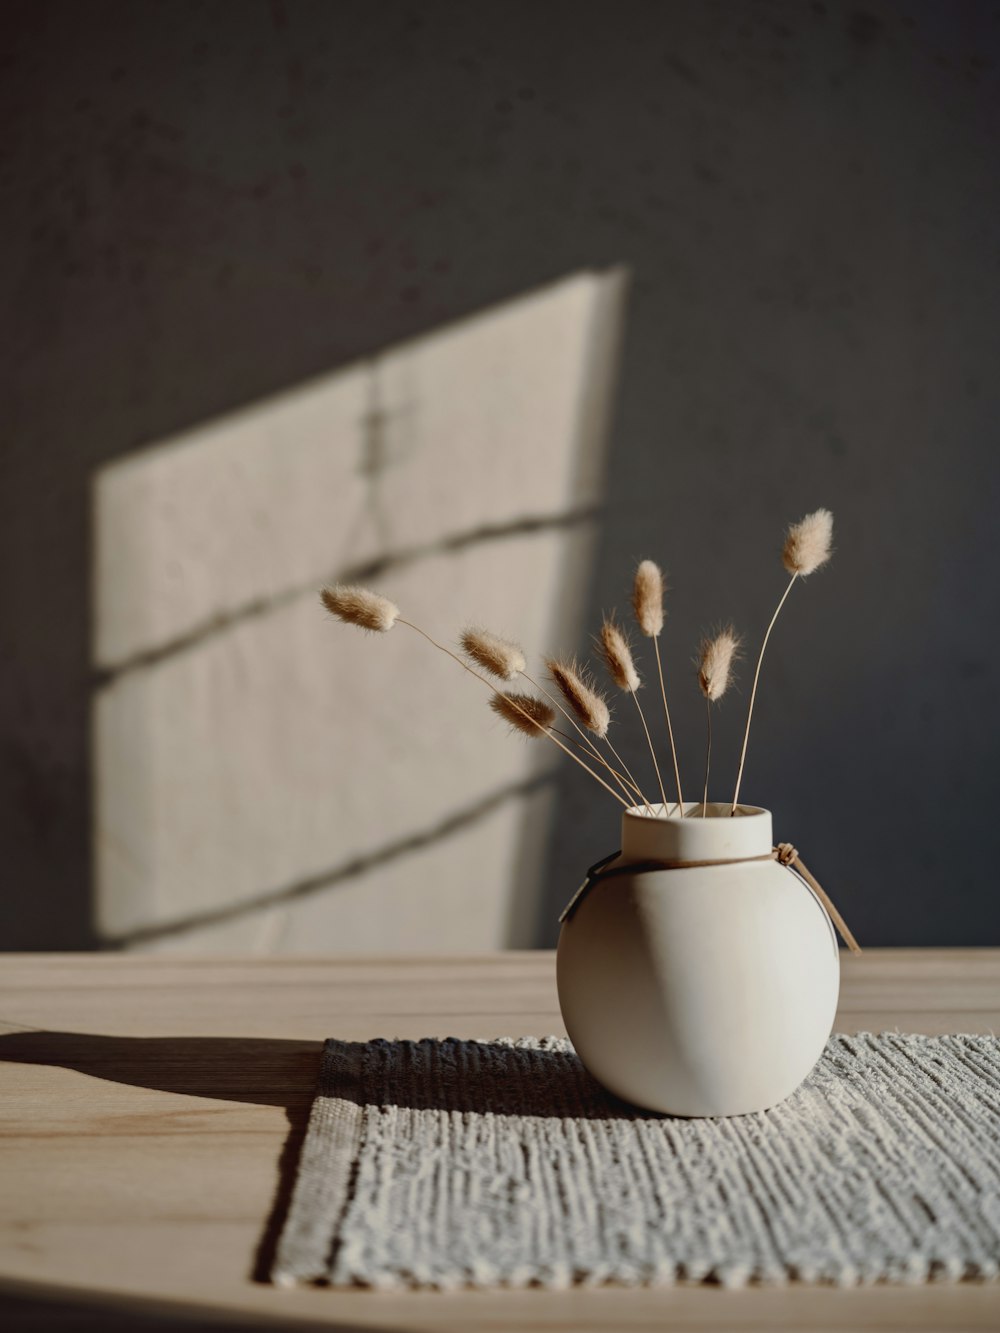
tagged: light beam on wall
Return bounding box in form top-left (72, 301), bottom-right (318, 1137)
top-left (93, 269), bottom-right (627, 952)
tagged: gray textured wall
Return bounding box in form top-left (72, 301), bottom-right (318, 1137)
top-left (3, 0), bottom-right (998, 948)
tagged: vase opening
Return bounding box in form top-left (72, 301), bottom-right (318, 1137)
top-left (621, 802), bottom-right (773, 864)
top-left (627, 801), bottom-right (760, 820)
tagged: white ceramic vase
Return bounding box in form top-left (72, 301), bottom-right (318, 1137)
top-left (556, 803), bottom-right (839, 1117)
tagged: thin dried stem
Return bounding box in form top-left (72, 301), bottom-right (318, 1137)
top-left (697, 625), bottom-right (740, 817)
top-left (548, 657), bottom-right (655, 814)
top-left (522, 668), bottom-right (646, 809)
top-left (594, 619), bottom-right (655, 813)
top-left (603, 735), bottom-right (654, 816)
top-left (552, 727), bottom-right (635, 794)
top-left (629, 691), bottom-right (669, 813)
top-left (702, 697), bottom-right (712, 817)
top-left (653, 638), bottom-right (684, 815)
top-left (397, 620), bottom-right (630, 808)
top-left (631, 560), bottom-right (683, 815)
top-left (730, 573), bottom-right (798, 814)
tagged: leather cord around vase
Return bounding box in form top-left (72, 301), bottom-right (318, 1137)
top-left (560, 843), bottom-right (862, 956)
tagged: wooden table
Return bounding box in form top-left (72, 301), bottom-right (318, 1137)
top-left (1, 951), bottom-right (999, 1331)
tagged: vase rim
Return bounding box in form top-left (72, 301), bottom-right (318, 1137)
top-left (620, 802), bottom-right (774, 863)
top-left (624, 801), bottom-right (770, 821)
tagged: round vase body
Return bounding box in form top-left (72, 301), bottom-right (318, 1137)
top-left (556, 804), bottom-right (840, 1116)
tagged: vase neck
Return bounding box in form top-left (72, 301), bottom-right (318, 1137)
top-left (620, 803), bottom-right (774, 864)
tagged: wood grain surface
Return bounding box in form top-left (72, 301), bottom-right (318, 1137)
top-left (1, 950), bottom-right (998, 1331)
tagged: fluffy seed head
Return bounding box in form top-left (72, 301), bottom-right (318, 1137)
top-left (320, 584), bottom-right (399, 632)
top-left (546, 658), bottom-right (611, 738)
top-left (782, 508), bottom-right (834, 577)
top-left (599, 618), bottom-right (640, 693)
top-left (632, 560), bottom-right (665, 637)
top-left (698, 626), bottom-right (742, 702)
top-left (460, 627), bottom-right (526, 681)
top-left (489, 691), bottom-right (555, 737)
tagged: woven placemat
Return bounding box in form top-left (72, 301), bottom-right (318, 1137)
top-left (272, 1033), bottom-right (1000, 1290)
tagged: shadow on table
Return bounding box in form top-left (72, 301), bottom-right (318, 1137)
top-left (0, 1030), bottom-right (645, 1290)
top-left (0, 1029), bottom-right (320, 1109)
top-left (320, 1036), bottom-right (651, 1118)
top-left (0, 1030), bottom-right (635, 1118)
top-left (0, 1277), bottom-right (402, 1332)
top-left (0, 1029), bottom-right (320, 1285)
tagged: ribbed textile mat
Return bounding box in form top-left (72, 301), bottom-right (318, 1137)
top-left (272, 1033), bottom-right (1000, 1289)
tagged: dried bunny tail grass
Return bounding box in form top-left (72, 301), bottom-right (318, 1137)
top-left (460, 627), bottom-right (526, 681)
top-left (318, 597), bottom-right (629, 808)
top-left (782, 508), bottom-right (834, 577)
top-left (599, 618), bottom-right (640, 693)
top-left (632, 559), bottom-right (664, 637)
top-left (546, 658), bottom-right (611, 738)
top-left (698, 626), bottom-right (741, 818)
top-left (732, 506), bottom-right (834, 813)
top-left (489, 691), bottom-right (555, 737)
top-left (631, 559), bottom-right (683, 812)
top-left (321, 584), bottom-right (399, 632)
top-left (698, 626), bottom-right (742, 702)
top-left (598, 615), bottom-right (666, 815)
top-left (518, 664), bottom-right (651, 809)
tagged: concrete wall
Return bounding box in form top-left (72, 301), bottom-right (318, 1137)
top-left (2, 0), bottom-right (998, 949)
